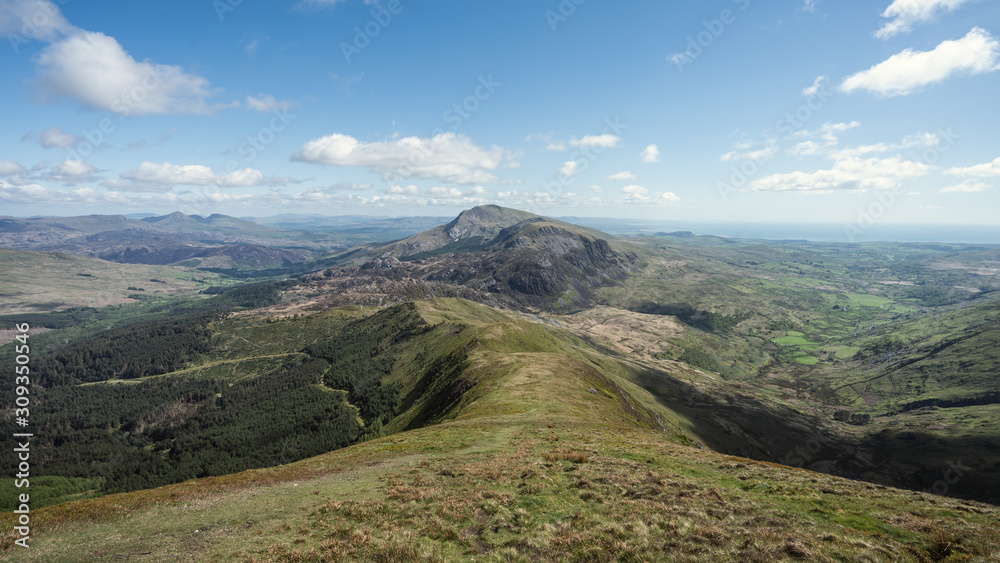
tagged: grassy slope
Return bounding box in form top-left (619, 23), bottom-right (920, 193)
top-left (591, 236), bottom-right (1000, 502)
top-left (0, 248), bottom-right (222, 314)
top-left (4, 298), bottom-right (998, 562)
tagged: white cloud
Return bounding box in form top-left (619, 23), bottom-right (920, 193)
top-left (748, 156), bottom-right (931, 192)
top-left (830, 131), bottom-right (940, 160)
top-left (940, 179), bottom-right (992, 193)
top-left (34, 30), bottom-right (218, 115)
top-left (802, 75), bottom-right (828, 96)
top-left (946, 156), bottom-right (1000, 177)
top-left (789, 141), bottom-right (825, 157)
top-left (788, 121), bottom-right (862, 156)
top-left (243, 94), bottom-right (297, 112)
top-left (721, 141), bottom-right (778, 162)
top-left (4, 1), bottom-right (228, 115)
top-left (558, 161), bottom-right (579, 177)
top-left (607, 171), bottom-right (635, 181)
top-left (118, 161), bottom-right (292, 188)
top-left (329, 181), bottom-right (374, 191)
top-left (525, 132), bottom-right (566, 151)
top-left (875, 0), bottom-right (975, 40)
top-left (429, 186), bottom-right (463, 198)
top-left (292, 132), bottom-right (515, 184)
top-left (0, 159), bottom-right (27, 176)
top-left (569, 135), bottom-right (621, 149)
top-left (54, 160), bottom-right (97, 178)
top-left (841, 28), bottom-right (1000, 97)
top-left (802, 0), bottom-right (820, 13)
top-left (795, 121), bottom-right (862, 142)
top-left (656, 191), bottom-right (681, 203)
top-left (620, 188), bottom-right (680, 206)
top-left (0, 179), bottom-right (104, 204)
top-left (387, 184), bottom-right (420, 195)
top-left (640, 144), bottom-right (661, 163)
top-left (0, 0), bottom-right (74, 41)
top-left (468, 186), bottom-right (488, 196)
top-left (38, 126), bottom-right (82, 148)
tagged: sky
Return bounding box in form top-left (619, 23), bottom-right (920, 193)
top-left (1, 0), bottom-right (999, 229)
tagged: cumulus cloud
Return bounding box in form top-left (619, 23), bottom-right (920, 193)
top-left (558, 161), bottom-right (579, 177)
top-left (751, 127), bottom-right (940, 192)
top-left (429, 186), bottom-right (463, 198)
top-left (946, 156), bottom-right (1000, 177)
top-left (0, 179), bottom-right (104, 204)
top-left (116, 161), bottom-right (294, 188)
top-left (875, 0), bottom-right (975, 40)
top-left (292, 132), bottom-right (515, 185)
top-left (640, 144), bottom-right (661, 163)
top-left (0, 159), bottom-right (27, 176)
top-left (607, 171), bottom-right (636, 181)
top-left (721, 141), bottom-right (778, 162)
top-left (620, 187), bottom-right (680, 205)
top-left (54, 160), bottom-right (98, 178)
top-left (386, 184), bottom-right (420, 195)
top-left (33, 30), bottom-right (219, 115)
top-left (0, 1), bottom-right (278, 115)
top-left (841, 28), bottom-right (1000, 97)
top-left (749, 156), bottom-right (930, 192)
top-left (569, 134), bottom-right (621, 149)
top-left (788, 121), bottom-right (862, 156)
top-left (37, 126), bottom-right (82, 148)
top-left (0, 0), bottom-right (73, 41)
top-left (940, 179), bottom-right (992, 193)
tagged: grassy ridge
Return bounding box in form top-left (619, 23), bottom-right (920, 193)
top-left (2, 298), bottom-right (998, 561)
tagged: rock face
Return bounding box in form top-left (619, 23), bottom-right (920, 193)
top-left (343, 206), bottom-right (641, 310)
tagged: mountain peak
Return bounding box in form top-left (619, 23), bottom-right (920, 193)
top-left (443, 205), bottom-right (539, 240)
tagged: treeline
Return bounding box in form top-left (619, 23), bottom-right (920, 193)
top-left (632, 301), bottom-right (750, 333)
top-left (0, 306), bottom-right (99, 329)
top-left (33, 315), bottom-right (214, 386)
top-left (0, 294), bottom-right (439, 505)
top-left (308, 303), bottom-right (432, 425)
top-left (0, 359), bottom-right (363, 501)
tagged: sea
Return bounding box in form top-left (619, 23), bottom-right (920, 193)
top-left (563, 219), bottom-right (1000, 245)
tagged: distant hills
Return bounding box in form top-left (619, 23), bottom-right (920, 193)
top-left (0, 212), bottom-right (312, 270)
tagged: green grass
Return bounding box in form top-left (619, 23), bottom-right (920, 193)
top-left (6, 345), bottom-right (998, 561)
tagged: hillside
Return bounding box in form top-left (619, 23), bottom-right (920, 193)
top-left (3, 298), bottom-right (998, 561)
top-left (0, 212), bottom-right (320, 270)
top-left (303, 206), bottom-right (640, 310)
top-left (0, 247), bottom-right (220, 315)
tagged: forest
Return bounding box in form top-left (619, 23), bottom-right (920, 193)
top-left (0, 286), bottom-right (429, 508)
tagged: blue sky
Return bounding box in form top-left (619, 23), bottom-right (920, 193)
top-left (1, 0), bottom-right (999, 227)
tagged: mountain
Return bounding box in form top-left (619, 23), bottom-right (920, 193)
top-left (140, 212), bottom-right (274, 234)
top-left (304, 205), bottom-right (640, 310)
